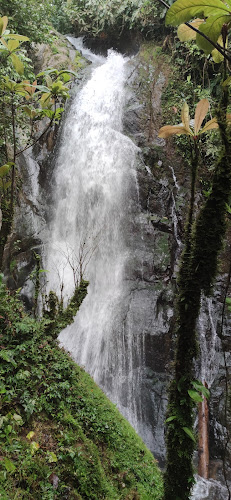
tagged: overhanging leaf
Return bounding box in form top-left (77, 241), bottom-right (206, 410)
top-left (0, 163), bottom-right (13, 178)
top-left (30, 441), bottom-right (40, 455)
top-left (36, 68), bottom-right (58, 78)
top-left (196, 13), bottom-right (231, 54)
top-left (158, 124), bottom-right (192, 138)
top-left (45, 75), bottom-right (53, 88)
top-left (177, 18), bottom-right (204, 41)
top-left (165, 0), bottom-right (230, 27)
top-left (192, 381), bottom-right (210, 398)
top-left (0, 350), bottom-right (17, 367)
top-left (46, 451), bottom-right (58, 463)
top-left (0, 179), bottom-right (11, 190)
top-left (211, 48), bottom-right (223, 63)
top-left (23, 106), bottom-right (37, 119)
top-left (211, 35), bottom-right (227, 62)
top-left (40, 92), bottom-right (52, 108)
top-left (7, 39), bottom-right (20, 52)
top-left (222, 76), bottom-right (231, 86)
top-left (0, 16), bottom-right (8, 36)
top-left (13, 413), bottom-right (23, 425)
top-left (200, 117), bottom-right (219, 133)
top-left (0, 37), bottom-right (8, 49)
top-left (10, 53), bottom-right (24, 75)
top-left (4, 34), bottom-right (29, 41)
top-left (188, 389), bottom-right (203, 402)
top-left (194, 98), bottom-right (209, 134)
top-left (24, 80), bottom-right (37, 99)
top-left (26, 431), bottom-right (35, 440)
top-left (183, 426), bottom-right (196, 442)
top-left (59, 72), bottom-right (71, 83)
top-left (58, 69), bottom-right (78, 78)
top-left (165, 415), bottom-right (177, 423)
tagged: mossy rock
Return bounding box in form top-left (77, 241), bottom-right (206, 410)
top-left (0, 279), bottom-right (163, 499)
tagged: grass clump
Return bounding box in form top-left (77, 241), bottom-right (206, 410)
top-left (0, 274), bottom-right (163, 499)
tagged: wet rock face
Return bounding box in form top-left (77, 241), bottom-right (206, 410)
top-left (84, 30), bottom-right (141, 56)
top-left (118, 46), bottom-right (182, 462)
top-left (191, 475), bottom-right (228, 500)
top-left (124, 42), bottom-right (231, 482)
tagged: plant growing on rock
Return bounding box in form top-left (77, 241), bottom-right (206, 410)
top-left (159, 98), bottom-right (219, 247)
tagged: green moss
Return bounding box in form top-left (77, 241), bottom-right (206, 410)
top-left (73, 52), bottom-right (84, 71)
top-left (0, 198), bottom-right (13, 270)
top-left (0, 277), bottom-right (163, 499)
top-left (155, 233), bottom-right (170, 270)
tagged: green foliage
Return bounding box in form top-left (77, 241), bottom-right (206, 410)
top-left (161, 35), bottom-right (223, 173)
top-left (159, 4), bottom-right (231, 498)
top-left (0, 276), bottom-right (163, 499)
top-left (191, 380), bottom-right (210, 399)
top-left (0, 0), bottom-right (53, 43)
top-left (0, 16), bottom-right (77, 268)
top-left (166, 0), bottom-right (231, 28)
top-left (48, 0), bottom-right (72, 34)
top-left (0, 16), bottom-right (29, 75)
top-left (63, 0), bottom-right (165, 39)
top-left (226, 296), bottom-right (231, 311)
top-left (166, 0), bottom-right (231, 60)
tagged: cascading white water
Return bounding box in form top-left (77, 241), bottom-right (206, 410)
top-left (198, 295), bottom-right (221, 389)
top-left (191, 474), bottom-right (228, 500)
top-left (45, 43), bottom-right (145, 429)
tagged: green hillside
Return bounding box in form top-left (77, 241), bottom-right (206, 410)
top-left (0, 277), bottom-right (163, 499)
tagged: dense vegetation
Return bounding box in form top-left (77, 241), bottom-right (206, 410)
top-left (0, 0), bottom-right (53, 43)
top-left (0, 276), bottom-right (163, 498)
top-left (0, 0), bottom-right (169, 41)
top-left (158, 2), bottom-right (231, 498)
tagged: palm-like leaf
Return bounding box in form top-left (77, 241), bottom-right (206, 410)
top-left (181, 102), bottom-right (191, 131)
top-left (158, 124), bottom-right (192, 138)
top-left (194, 99), bottom-right (209, 134)
top-left (158, 99), bottom-right (219, 139)
top-left (200, 117), bottom-right (219, 133)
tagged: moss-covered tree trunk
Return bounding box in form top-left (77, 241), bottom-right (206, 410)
top-left (164, 93), bottom-right (231, 500)
top-left (0, 199), bottom-right (13, 270)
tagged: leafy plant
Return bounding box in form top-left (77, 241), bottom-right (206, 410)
top-left (165, 0), bottom-right (231, 62)
top-left (0, 0), bottom-right (53, 43)
top-left (0, 15), bottom-right (77, 269)
top-left (159, 98), bottom-right (218, 139)
top-left (0, 16), bottom-right (29, 74)
top-left (157, 2), bottom-right (231, 499)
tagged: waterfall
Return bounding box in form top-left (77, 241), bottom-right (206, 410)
top-left (191, 475), bottom-right (228, 500)
top-left (45, 43), bottom-right (146, 433)
top-left (198, 296), bottom-right (221, 389)
top-left (16, 39), bottom-right (229, 497)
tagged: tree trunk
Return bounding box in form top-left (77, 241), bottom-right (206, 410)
top-left (198, 382), bottom-right (209, 479)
